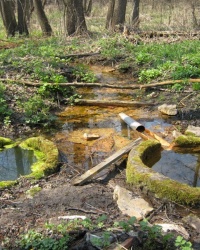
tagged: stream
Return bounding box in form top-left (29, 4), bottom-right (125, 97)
top-left (1, 66), bottom-right (200, 187)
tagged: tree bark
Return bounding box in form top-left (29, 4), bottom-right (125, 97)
top-left (63, 0), bottom-right (87, 36)
top-left (0, 0), bottom-right (18, 36)
top-left (33, 0), bottom-right (53, 36)
top-left (106, 0), bottom-right (115, 29)
top-left (106, 0), bottom-right (127, 31)
top-left (131, 0), bottom-right (140, 29)
top-left (83, 0), bottom-right (92, 16)
top-left (17, 0), bottom-right (29, 35)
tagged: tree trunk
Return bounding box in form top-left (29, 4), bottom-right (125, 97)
top-left (83, 0), bottom-right (92, 16)
top-left (131, 0), bottom-right (140, 29)
top-left (33, 0), bottom-right (53, 36)
top-left (106, 0), bottom-right (115, 29)
top-left (106, 0), bottom-right (127, 31)
top-left (0, 0), bottom-right (18, 36)
top-left (63, 0), bottom-right (87, 36)
top-left (17, 0), bottom-right (29, 35)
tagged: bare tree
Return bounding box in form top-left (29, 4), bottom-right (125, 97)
top-left (17, 0), bottom-right (29, 35)
top-left (33, 0), bottom-right (53, 36)
top-left (0, 0), bottom-right (18, 36)
top-left (106, 0), bottom-right (127, 31)
top-left (131, 0), bottom-right (140, 29)
top-left (63, 0), bottom-right (87, 36)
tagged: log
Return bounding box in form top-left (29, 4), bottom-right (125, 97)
top-left (71, 138), bottom-right (141, 186)
top-left (72, 99), bottom-right (153, 107)
top-left (0, 78), bottom-right (199, 90)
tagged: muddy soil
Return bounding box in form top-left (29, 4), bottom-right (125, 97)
top-left (0, 59), bottom-right (200, 249)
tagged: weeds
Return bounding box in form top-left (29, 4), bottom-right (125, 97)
top-left (12, 216), bottom-right (193, 250)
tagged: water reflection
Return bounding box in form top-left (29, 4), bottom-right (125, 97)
top-left (0, 147), bottom-right (36, 181)
top-left (152, 151), bottom-right (200, 187)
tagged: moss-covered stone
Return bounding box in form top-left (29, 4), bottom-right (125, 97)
top-left (0, 137), bottom-right (14, 149)
top-left (0, 180), bottom-right (17, 189)
top-left (0, 136), bottom-right (59, 188)
top-left (20, 136), bottom-right (59, 179)
top-left (127, 139), bottom-right (200, 205)
top-left (174, 135), bottom-right (200, 147)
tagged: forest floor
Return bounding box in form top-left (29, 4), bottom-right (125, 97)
top-left (0, 52), bottom-right (200, 250)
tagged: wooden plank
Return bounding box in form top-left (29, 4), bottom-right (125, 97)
top-left (71, 138), bottom-right (141, 186)
top-left (145, 129), bottom-right (170, 147)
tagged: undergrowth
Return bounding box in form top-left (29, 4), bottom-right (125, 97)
top-left (2, 216), bottom-right (192, 250)
top-left (0, 34), bottom-right (199, 127)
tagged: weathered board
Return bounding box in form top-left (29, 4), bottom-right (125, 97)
top-left (71, 138), bottom-right (141, 186)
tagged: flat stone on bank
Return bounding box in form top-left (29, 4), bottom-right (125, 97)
top-left (158, 104), bottom-right (177, 115)
top-left (185, 125), bottom-right (200, 137)
top-left (113, 185), bottom-right (153, 220)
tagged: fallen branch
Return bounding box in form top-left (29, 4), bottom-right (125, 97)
top-left (0, 78), bottom-right (199, 90)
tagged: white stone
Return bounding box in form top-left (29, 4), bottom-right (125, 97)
top-left (158, 104), bottom-right (177, 116)
top-left (157, 223), bottom-right (189, 239)
top-left (185, 125), bottom-right (200, 137)
top-left (172, 130), bottom-right (182, 138)
top-left (113, 185), bottom-right (153, 220)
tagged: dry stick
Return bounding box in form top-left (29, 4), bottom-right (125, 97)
top-left (178, 92), bottom-right (194, 107)
top-left (66, 207), bottom-right (99, 214)
top-left (85, 202), bottom-right (109, 214)
top-left (0, 78), bottom-right (200, 90)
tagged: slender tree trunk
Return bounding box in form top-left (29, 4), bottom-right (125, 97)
top-left (106, 0), bottom-right (127, 31)
top-left (33, 0), bottom-right (52, 36)
top-left (106, 0), bottom-right (115, 29)
top-left (17, 0), bottom-right (29, 35)
top-left (63, 0), bottom-right (87, 36)
top-left (131, 0), bottom-right (140, 29)
top-left (0, 0), bottom-right (18, 36)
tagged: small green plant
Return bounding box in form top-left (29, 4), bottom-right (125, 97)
top-left (172, 83), bottom-right (185, 91)
top-left (0, 83), bottom-right (12, 119)
top-left (97, 214), bottom-right (107, 228)
top-left (73, 64), bottom-right (97, 82)
top-left (22, 95), bottom-right (56, 126)
top-left (192, 82), bottom-right (200, 91)
top-left (139, 68), bottom-right (162, 83)
top-left (3, 116), bottom-right (11, 127)
top-left (81, 218), bottom-right (95, 230)
top-left (90, 231), bottom-right (112, 248)
top-left (136, 51), bottom-right (151, 65)
top-left (175, 236), bottom-right (193, 250)
top-left (26, 185), bottom-right (42, 197)
top-left (114, 216), bottom-right (136, 232)
top-left (19, 229), bottom-right (69, 250)
top-left (171, 65), bottom-right (200, 80)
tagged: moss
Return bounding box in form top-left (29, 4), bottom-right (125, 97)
top-left (26, 186), bottom-right (42, 197)
top-left (20, 136), bottom-right (59, 179)
top-left (174, 135), bottom-right (200, 147)
top-left (127, 139), bottom-right (200, 205)
top-left (0, 180), bottom-right (17, 189)
top-left (0, 137), bottom-right (14, 149)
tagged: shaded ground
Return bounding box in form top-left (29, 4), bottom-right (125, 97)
top-left (0, 54), bottom-right (200, 249)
